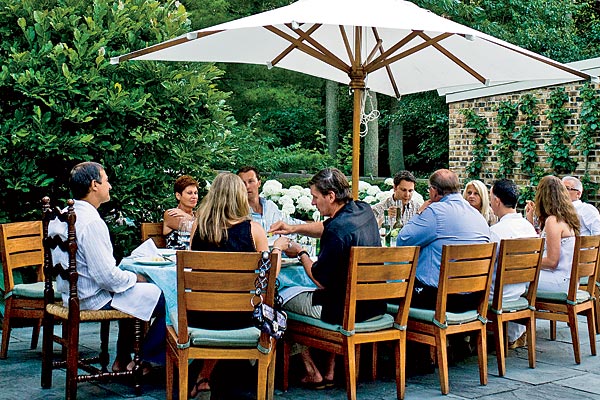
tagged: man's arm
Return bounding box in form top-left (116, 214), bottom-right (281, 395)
top-left (583, 203), bottom-right (600, 236)
top-left (396, 206), bottom-right (438, 247)
top-left (269, 220), bottom-right (324, 238)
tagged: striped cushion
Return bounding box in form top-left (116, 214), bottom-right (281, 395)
top-left (287, 311), bottom-right (394, 334)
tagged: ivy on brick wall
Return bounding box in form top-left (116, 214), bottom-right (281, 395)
top-left (462, 109), bottom-right (489, 180)
top-left (495, 101), bottom-right (519, 179)
top-left (545, 87), bottom-right (576, 174)
top-left (577, 83), bottom-right (600, 201)
top-left (517, 94), bottom-right (539, 178)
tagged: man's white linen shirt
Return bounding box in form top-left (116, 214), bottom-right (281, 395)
top-left (573, 200), bottom-right (600, 236)
top-left (49, 199), bottom-right (137, 310)
top-left (489, 213), bottom-right (538, 301)
top-left (371, 194), bottom-right (424, 226)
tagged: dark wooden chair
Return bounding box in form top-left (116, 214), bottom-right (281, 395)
top-left (282, 246), bottom-right (420, 400)
top-left (40, 197), bottom-right (144, 400)
top-left (407, 242), bottom-right (497, 395)
top-left (166, 250), bottom-right (280, 400)
top-left (140, 222), bottom-right (166, 248)
top-left (536, 235), bottom-right (600, 364)
top-left (487, 237), bottom-right (544, 376)
top-left (0, 221), bottom-right (60, 359)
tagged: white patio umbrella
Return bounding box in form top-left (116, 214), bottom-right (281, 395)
top-left (112, 0), bottom-right (594, 198)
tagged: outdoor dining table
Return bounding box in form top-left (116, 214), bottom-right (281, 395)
top-left (119, 253), bottom-right (317, 324)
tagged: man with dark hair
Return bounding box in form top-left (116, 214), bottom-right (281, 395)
top-left (371, 170), bottom-right (424, 227)
top-left (49, 161), bottom-right (165, 372)
top-left (237, 166), bottom-right (303, 233)
top-left (270, 167), bottom-right (381, 388)
top-left (397, 169), bottom-right (490, 311)
top-left (489, 178), bottom-right (537, 347)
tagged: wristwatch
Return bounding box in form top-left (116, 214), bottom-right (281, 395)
top-left (297, 250), bottom-right (310, 261)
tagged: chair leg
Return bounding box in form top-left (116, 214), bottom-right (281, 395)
top-left (66, 319), bottom-right (79, 400)
top-left (550, 320), bottom-right (557, 340)
top-left (282, 340), bottom-right (291, 391)
top-left (0, 303), bottom-right (11, 359)
top-left (435, 332), bottom-right (449, 395)
top-left (267, 350), bottom-right (276, 400)
top-left (586, 307), bottom-right (597, 356)
top-left (477, 327), bottom-right (488, 386)
top-left (396, 337), bottom-right (406, 400)
top-left (257, 352), bottom-right (271, 400)
top-left (165, 347), bottom-right (175, 400)
top-left (177, 350), bottom-right (189, 400)
top-left (41, 312), bottom-right (54, 389)
top-left (343, 340), bottom-right (358, 400)
top-left (595, 285), bottom-right (600, 333)
top-left (526, 317), bottom-right (536, 369)
top-left (493, 319), bottom-right (506, 377)
top-left (567, 308), bottom-right (581, 364)
top-left (370, 343), bottom-right (378, 381)
top-left (30, 317), bottom-right (42, 350)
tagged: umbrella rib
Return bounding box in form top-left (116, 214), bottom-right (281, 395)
top-left (114, 30), bottom-right (221, 63)
top-left (371, 27), bottom-right (400, 98)
top-left (416, 31), bottom-right (486, 84)
top-left (366, 32), bottom-right (452, 74)
top-left (270, 23), bottom-right (321, 67)
top-left (365, 31), bottom-right (420, 72)
top-left (339, 26), bottom-right (355, 66)
top-left (264, 25), bottom-right (349, 73)
top-left (286, 23), bottom-right (351, 72)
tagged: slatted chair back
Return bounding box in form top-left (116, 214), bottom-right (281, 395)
top-left (40, 197), bottom-right (142, 400)
top-left (571, 235), bottom-right (600, 300)
top-left (168, 250), bottom-right (280, 400)
top-left (140, 222), bottom-right (166, 248)
top-left (0, 221), bottom-right (46, 359)
top-left (488, 237), bottom-right (544, 376)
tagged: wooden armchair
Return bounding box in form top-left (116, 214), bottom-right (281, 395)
top-left (140, 222), bottom-right (166, 248)
top-left (0, 221), bottom-right (60, 359)
top-left (536, 235), bottom-right (600, 364)
top-left (487, 237), bottom-right (544, 376)
top-left (407, 242), bottom-right (496, 395)
top-left (167, 250), bottom-right (281, 400)
top-left (282, 246), bottom-right (420, 400)
top-left (40, 197), bottom-right (143, 400)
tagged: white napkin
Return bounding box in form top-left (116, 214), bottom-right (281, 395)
top-left (111, 282), bottom-right (162, 321)
top-left (130, 238), bottom-right (160, 259)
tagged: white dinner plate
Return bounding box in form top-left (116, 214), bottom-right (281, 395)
top-left (134, 257), bottom-right (172, 266)
top-left (158, 249), bottom-right (176, 256)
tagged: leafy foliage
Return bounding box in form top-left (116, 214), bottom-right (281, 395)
top-left (494, 101), bottom-right (518, 179)
top-left (461, 109), bottom-right (489, 180)
top-left (545, 87), bottom-right (576, 174)
top-left (0, 0), bottom-right (236, 258)
top-left (516, 94), bottom-right (539, 177)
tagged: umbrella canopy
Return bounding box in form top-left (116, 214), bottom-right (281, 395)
top-left (112, 0), bottom-right (594, 197)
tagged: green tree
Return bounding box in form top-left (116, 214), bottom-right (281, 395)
top-left (0, 0), bottom-right (235, 257)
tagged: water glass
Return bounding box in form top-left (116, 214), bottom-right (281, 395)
top-left (177, 218), bottom-right (194, 250)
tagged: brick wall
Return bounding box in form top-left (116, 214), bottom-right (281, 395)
top-left (448, 81), bottom-right (600, 204)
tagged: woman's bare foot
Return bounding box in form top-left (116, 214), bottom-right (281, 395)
top-left (111, 356), bottom-right (131, 372)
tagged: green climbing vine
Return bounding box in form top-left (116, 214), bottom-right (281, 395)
top-left (545, 87), bottom-right (576, 174)
top-left (517, 94), bottom-right (539, 178)
top-left (462, 109), bottom-right (489, 180)
top-left (577, 83), bottom-right (600, 202)
top-left (495, 101), bottom-right (519, 179)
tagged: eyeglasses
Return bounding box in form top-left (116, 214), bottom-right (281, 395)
top-left (564, 186), bottom-right (580, 192)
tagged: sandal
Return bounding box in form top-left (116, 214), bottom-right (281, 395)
top-left (190, 377), bottom-right (211, 398)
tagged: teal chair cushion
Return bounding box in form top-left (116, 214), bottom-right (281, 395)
top-left (286, 311), bottom-right (394, 335)
top-left (579, 276), bottom-right (600, 288)
top-left (387, 303), bottom-right (399, 314)
top-left (9, 281), bottom-right (60, 300)
top-left (409, 307), bottom-right (480, 326)
top-left (536, 289), bottom-right (591, 304)
top-left (488, 296), bottom-right (530, 313)
top-left (168, 310), bottom-right (261, 347)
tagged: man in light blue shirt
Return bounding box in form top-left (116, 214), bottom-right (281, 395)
top-left (397, 169), bottom-right (490, 312)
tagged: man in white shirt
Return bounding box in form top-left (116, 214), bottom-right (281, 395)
top-left (371, 170), bottom-right (424, 227)
top-left (489, 179), bottom-right (538, 347)
top-left (49, 161), bottom-right (164, 372)
top-left (562, 176), bottom-right (600, 236)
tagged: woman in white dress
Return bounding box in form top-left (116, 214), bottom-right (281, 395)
top-left (526, 176), bottom-right (580, 292)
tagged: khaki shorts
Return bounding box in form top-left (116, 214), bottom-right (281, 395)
top-left (283, 291), bottom-right (322, 319)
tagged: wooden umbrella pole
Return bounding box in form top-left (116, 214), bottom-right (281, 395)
top-left (351, 86), bottom-right (363, 199)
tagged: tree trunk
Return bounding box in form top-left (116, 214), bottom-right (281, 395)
top-left (325, 80), bottom-right (339, 158)
top-left (388, 98), bottom-right (404, 173)
top-left (363, 91), bottom-right (379, 177)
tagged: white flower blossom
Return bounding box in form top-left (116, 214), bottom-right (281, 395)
top-left (384, 178), bottom-right (394, 186)
top-left (312, 210), bottom-right (321, 221)
top-left (367, 185), bottom-right (381, 196)
top-left (262, 179), bottom-right (282, 196)
top-left (363, 195), bottom-right (377, 204)
top-left (281, 203), bottom-right (295, 215)
top-left (358, 181), bottom-right (371, 192)
top-left (284, 187), bottom-right (302, 200)
top-left (376, 190), bottom-right (393, 201)
top-left (278, 194), bottom-right (294, 206)
top-left (296, 195), bottom-right (314, 211)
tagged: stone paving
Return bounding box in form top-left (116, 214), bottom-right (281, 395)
top-left (1, 317), bottom-right (599, 399)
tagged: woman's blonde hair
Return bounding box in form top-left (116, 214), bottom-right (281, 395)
top-left (195, 172), bottom-right (250, 245)
top-left (463, 180), bottom-right (496, 225)
top-left (535, 175), bottom-right (580, 235)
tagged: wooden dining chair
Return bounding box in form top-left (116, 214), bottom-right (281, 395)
top-left (40, 197), bottom-right (144, 400)
top-left (535, 235), bottom-right (600, 364)
top-left (140, 222), bottom-right (166, 248)
top-left (282, 246), bottom-right (420, 400)
top-left (0, 220), bottom-right (60, 359)
top-left (407, 242), bottom-right (497, 395)
top-left (167, 250), bottom-right (280, 400)
top-left (486, 237), bottom-right (544, 377)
